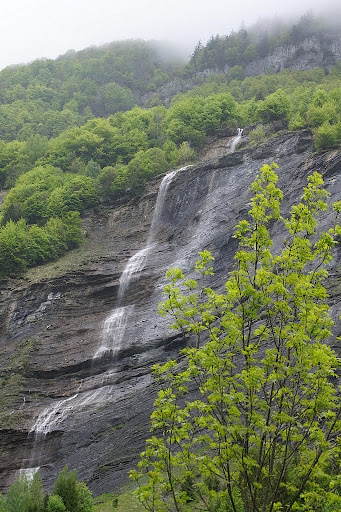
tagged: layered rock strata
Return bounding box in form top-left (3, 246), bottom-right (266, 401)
top-left (0, 131), bottom-right (340, 495)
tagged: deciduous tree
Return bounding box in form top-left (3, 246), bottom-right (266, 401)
top-left (131, 164), bottom-right (340, 512)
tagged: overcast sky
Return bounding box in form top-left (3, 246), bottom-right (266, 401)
top-left (0, 0), bottom-right (339, 70)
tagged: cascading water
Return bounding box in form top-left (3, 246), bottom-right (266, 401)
top-left (31, 394), bottom-right (79, 437)
top-left (19, 380), bottom-right (117, 477)
top-left (21, 166), bottom-right (182, 478)
top-left (98, 167), bottom-right (181, 356)
top-left (18, 467), bottom-right (40, 481)
top-left (118, 168), bottom-right (181, 300)
top-left (228, 128), bottom-right (243, 153)
top-left (147, 169), bottom-right (178, 243)
top-left (30, 387), bottom-right (113, 437)
top-left (118, 248), bottom-right (152, 300)
top-left (93, 305), bottom-right (133, 358)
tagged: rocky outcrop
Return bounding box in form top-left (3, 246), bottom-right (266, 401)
top-left (143, 35), bottom-right (341, 106)
top-left (0, 131), bottom-right (340, 495)
top-left (244, 35), bottom-right (341, 76)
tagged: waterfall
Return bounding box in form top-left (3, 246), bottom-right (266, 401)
top-left (115, 169), bottom-right (180, 303)
top-left (147, 169), bottom-right (178, 244)
top-left (22, 166), bottom-right (182, 477)
top-left (228, 128), bottom-right (243, 153)
top-left (18, 467), bottom-right (40, 481)
top-left (118, 247), bottom-right (152, 300)
top-left (119, 167), bottom-right (183, 296)
top-left (30, 387), bottom-right (113, 437)
top-left (31, 394), bottom-right (79, 437)
top-left (93, 305), bottom-right (133, 358)
top-left (95, 167), bottom-right (180, 357)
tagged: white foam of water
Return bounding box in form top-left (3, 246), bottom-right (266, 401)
top-left (18, 467), bottom-right (40, 480)
top-left (118, 248), bottom-right (152, 299)
top-left (118, 168), bottom-right (182, 298)
top-left (148, 165), bottom-right (193, 238)
top-left (94, 305), bottom-right (133, 358)
top-left (228, 128), bottom-right (243, 153)
top-left (30, 387), bottom-right (113, 436)
top-left (31, 394), bottom-right (79, 436)
top-left (147, 169), bottom-right (179, 244)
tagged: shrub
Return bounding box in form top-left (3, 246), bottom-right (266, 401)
top-left (178, 141), bottom-right (196, 164)
top-left (314, 122), bottom-right (338, 149)
top-left (248, 124), bottom-right (267, 145)
top-left (257, 89), bottom-right (291, 122)
top-left (47, 495), bottom-right (67, 512)
top-left (53, 466), bottom-right (79, 512)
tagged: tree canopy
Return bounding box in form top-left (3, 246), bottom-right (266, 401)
top-left (0, 467), bottom-right (93, 512)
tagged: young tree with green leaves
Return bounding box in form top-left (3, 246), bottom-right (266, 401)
top-left (5, 477), bottom-right (29, 512)
top-left (52, 466), bottom-right (93, 512)
top-left (46, 495), bottom-right (67, 512)
top-left (131, 163), bottom-right (340, 512)
top-left (2, 472), bottom-right (45, 512)
top-left (27, 472), bottom-right (45, 512)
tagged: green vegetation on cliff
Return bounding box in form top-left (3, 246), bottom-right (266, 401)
top-left (1, 13), bottom-right (341, 281)
top-left (186, 12), bottom-right (341, 74)
top-left (0, 40), bottom-right (181, 142)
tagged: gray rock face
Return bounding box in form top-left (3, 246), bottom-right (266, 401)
top-left (143, 35), bottom-right (341, 107)
top-left (0, 131), bottom-right (340, 495)
top-left (244, 36), bottom-right (341, 76)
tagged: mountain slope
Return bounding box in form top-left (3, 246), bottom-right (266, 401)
top-left (0, 130), bottom-right (339, 494)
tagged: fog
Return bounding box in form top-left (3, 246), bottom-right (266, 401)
top-left (1, 0), bottom-right (341, 70)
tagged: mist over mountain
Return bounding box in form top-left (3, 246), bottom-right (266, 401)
top-left (1, 0), bottom-right (341, 70)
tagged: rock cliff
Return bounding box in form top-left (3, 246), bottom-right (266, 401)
top-left (0, 131), bottom-right (340, 495)
top-left (144, 35), bottom-right (341, 106)
top-left (244, 35), bottom-right (341, 76)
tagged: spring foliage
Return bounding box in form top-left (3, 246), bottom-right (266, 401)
top-left (131, 164), bottom-right (341, 512)
top-left (0, 467), bottom-right (93, 512)
top-left (2, 22), bottom-right (341, 278)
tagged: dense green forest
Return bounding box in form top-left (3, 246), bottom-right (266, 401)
top-left (1, 13), bottom-right (341, 281)
top-left (0, 40), bottom-right (181, 142)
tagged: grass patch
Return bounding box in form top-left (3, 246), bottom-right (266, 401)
top-left (25, 235), bottom-right (108, 282)
top-left (93, 487), bottom-right (142, 512)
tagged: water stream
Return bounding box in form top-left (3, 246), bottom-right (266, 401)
top-left (147, 169), bottom-right (179, 244)
top-left (18, 467), bottom-right (40, 481)
top-left (118, 247), bottom-right (152, 301)
top-left (100, 166), bottom-right (182, 353)
top-left (228, 128), bottom-right (243, 153)
top-left (93, 305), bottom-right (133, 358)
top-left (20, 166), bottom-right (182, 478)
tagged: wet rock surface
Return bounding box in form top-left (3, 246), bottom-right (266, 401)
top-left (0, 131), bottom-right (340, 495)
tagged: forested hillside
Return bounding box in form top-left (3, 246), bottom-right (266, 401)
top-left (0, 40), bottom-right (182, 142)
top-left (0, 13), bottom-right (341, 282)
